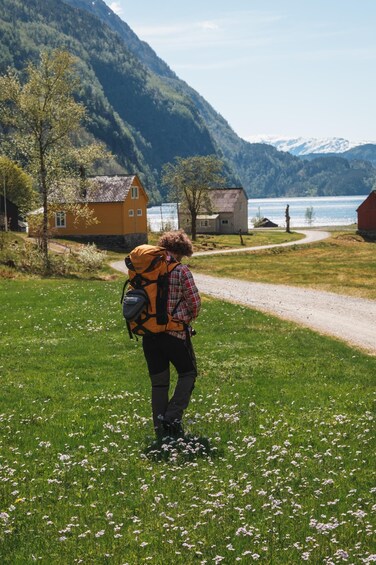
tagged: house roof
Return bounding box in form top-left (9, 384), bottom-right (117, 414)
top-left (83, 175), bottom-right (138, 203)
top-left (357, 190), bottom-right (376, 212)
top-left (197, 214), bottom-right (219, 220)
top-left (209, 188), bottom-right (246, 213)
top-left (0, 194), bottom-right (19, 210)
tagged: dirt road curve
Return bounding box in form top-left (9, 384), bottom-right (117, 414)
top-left (111, 230), bottom-right (376, 355)
top-left (193, 274), bottom-right (376, 356)
top-left (193, 229), bottom-right (330, 256)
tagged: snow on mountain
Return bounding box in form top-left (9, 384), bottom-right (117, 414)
top-left (246, 135), bottom-right (375, 156)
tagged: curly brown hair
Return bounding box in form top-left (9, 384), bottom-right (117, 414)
top-left (158, 229), bottom-right (193, 258)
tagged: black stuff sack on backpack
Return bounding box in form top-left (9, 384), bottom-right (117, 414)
top-left (122, 288), bottom-right (148, 322)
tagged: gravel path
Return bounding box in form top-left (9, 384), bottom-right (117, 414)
top-left (111, 229), bottom-right (376, 355)
top-left (193, 273), bottom-right (376, 356)
top-left (193, 229), bottom-right (330, 256)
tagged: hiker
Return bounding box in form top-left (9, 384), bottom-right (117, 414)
top-left (142, 230), bottom-right (201, 439)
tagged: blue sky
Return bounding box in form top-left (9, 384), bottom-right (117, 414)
top-left (106, 0), bottom-right (376, 142)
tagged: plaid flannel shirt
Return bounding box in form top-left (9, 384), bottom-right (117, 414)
top-left (167, 259), bottom-right (201, 340)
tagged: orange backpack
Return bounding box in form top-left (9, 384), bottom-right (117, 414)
top-left (121, 245), bottom-right (185, 338)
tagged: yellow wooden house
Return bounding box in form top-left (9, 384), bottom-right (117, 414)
top-left (47, 175), bottom-right (148, 248)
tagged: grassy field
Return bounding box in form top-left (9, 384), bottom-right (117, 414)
top-left (148, 230), bottom-right (304, 251)
top-left (0, 279), bottom-right (375, 563)
top-left (189, 231), bottom-right (376, 299)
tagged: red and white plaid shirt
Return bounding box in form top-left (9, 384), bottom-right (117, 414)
top-left (167, 258), bottom-right (201, 340)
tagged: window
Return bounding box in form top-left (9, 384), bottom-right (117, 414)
top-left (55, 211), bottom-right (66, 228)
top-left (200, 220), bottom-right (209, 227)
top-left (129, 209), bottom-right (134, 217)
top-left (131, 186), bottom-right (139, 199)
top-left (221, 219), bottom-right (229, 225)
top-left (137, 209), bottom-right (142, 216)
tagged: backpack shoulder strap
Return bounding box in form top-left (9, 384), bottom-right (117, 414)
top-left (166, 256), bottom-right (181, 273)
top-left (120, 279), bottom-right (129, 304)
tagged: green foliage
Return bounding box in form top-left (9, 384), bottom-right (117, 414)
top-left (0, 235), bottom-right (107, 276)
top-left (0, 238), bottom-right (52, 274)
top-left (76, 242), bottom-right (107, 272)
top-left (162, 155), bottom-right (225, 239)
top-left (0, 156), bottom-right (35, 213)
top-left (0, 280), bottom-right (375, 562)
top-left (305, 206), bottom-right (315, 226)
top-left (0, 48), bottom-right (108, 268)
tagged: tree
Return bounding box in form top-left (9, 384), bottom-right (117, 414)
top-left (0, 49), bottom-right (106, 270)
top-left (0, 156), bottom-right (35, 214)
top-left (162, 155), bottom-right (225, 240)
top-left (305, 206), bottom-right (315, 226)
top-left (285, 204), bottom-right (291, 233)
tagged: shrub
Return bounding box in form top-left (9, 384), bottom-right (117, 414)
top-left (75, 243), bottom-right (107, 272)
top-left (48, 252), bottom-right (76, 276)
top-left (0, 237), bottom-right (107, 276)
top-left (0, 239), bottom-right (45, 273)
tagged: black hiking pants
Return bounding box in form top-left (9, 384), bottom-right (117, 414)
top-left (142, 333), bottom-right (197, 432)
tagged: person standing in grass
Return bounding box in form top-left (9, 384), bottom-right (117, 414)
top-left (142, 230), bottom-right (201, 439)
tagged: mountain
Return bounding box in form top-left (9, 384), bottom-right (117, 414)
top-left (332, 144), bottom-right (376, 168)
top-left (247, 135), bottom-right (375, 156)
top-left (0, 0), bottom-right (375, 201)
top-left (0, 0), bottom-right (222, 202)
top-left (61, 0), bottom-right (246, 184)
top-left (62, 0), bottom-right (177, 78)
top-left (227, 143), bottom-right (375, 198)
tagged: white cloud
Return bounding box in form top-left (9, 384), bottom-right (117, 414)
top-left (108, 2), bottom-right (123, 16)
top-left (197, 21), bottom-right (220, 31)
top-left (132, 10), bottom-right (282, 52)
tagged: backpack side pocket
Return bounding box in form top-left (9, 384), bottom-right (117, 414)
top-left (123, 289), bottom-right (148, 322)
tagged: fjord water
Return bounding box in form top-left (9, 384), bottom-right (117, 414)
top-left (148, 195), bottom-right (367, 231)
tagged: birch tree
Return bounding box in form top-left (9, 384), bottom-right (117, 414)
top-left (0, 50), bottom-right (106, 270)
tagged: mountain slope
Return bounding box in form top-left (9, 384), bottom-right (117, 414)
top-left (231, 144), bottom-right (375, 198)
top-left (62, 0), bottom-right (245, 180)
top-left (0, 0), bottom-right (220, 201)
top-left (62, 0), bottom-right (176, 78)
top-left (340, 144), bottom-right (376, 167)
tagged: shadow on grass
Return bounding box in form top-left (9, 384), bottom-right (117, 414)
top-left (142, 433), bottom-right (220, 463)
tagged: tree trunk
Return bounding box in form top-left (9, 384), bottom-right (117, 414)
top-left (40, 151), bottom-right (50, 273)
top-left (191, 213), bottom-right (197, 241)
top-left (285, 205), bottom-right (291, 234)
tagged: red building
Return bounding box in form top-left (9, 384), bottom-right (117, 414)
top-left (357, 190), bottom-right (376, 239)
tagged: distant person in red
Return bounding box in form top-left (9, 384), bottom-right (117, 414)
top-left (142, 230), bottom-right (201, 439)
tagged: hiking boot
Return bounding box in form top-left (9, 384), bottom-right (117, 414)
top-left (163, 420), bottom-right (184, 439)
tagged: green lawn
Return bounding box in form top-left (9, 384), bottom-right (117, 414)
top-left (189, 231), bottom-right (376, 299)
top-left (96, 229), bottom-right (303, 267)
top-left (0, 279), bottom-right (375, 563)
top-left (148, 229), bottom-right (303, 250)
